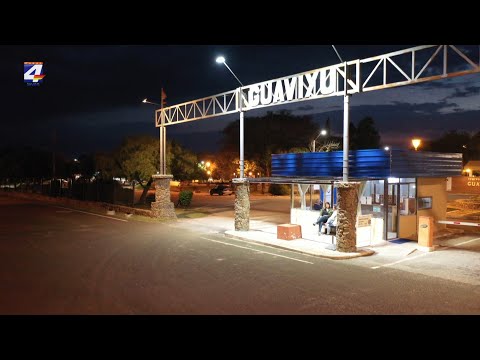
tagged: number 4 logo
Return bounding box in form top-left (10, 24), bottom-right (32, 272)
top-left (24, 62), bottom-right (46, 84)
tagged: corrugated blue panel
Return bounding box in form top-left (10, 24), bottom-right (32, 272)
top-left (390, 150), bottom-right (462, 177)
top-left (272, 149), bottom-right (463, 178)
top-left (272, 149), bottom-right (391, 177)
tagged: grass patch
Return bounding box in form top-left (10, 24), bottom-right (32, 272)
top-left (175, 208), bottom-right (209, 219)
top-left (185, 212), bottom-right (208, 219)
top-left (129, 214), bottom-right (174, 223)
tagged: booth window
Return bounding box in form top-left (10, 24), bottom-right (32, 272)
top-left (418, 197), bottom-right (432, 210)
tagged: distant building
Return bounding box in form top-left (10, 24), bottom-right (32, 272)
top-left (463, 160), bottom-right (480, 176)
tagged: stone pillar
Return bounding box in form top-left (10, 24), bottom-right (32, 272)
top-left (151, 174), bottom-right (177, 220)
top-left (233, 178), bottom-right (250, 231)
top-left (335, 181), bottom-right (360, 252)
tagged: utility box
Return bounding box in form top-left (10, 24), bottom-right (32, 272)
top-left (277, 224), bottom-right (302, 241)
top-left (417, 216), bottom-right (434, 252)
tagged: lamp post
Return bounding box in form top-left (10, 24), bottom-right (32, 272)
top-left (311, 129), bottom-right (327, 152)
top-left (142, 96), bottom-right (164, 173)
top-left (216, 56), bottom-right (245, 179)
top-left (412, 138), bottom-right (421, 151)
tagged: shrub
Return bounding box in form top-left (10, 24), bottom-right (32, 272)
top-left (269, 184), bottom-right (290, 196)
top-left (178, 190), bottom-right (193, 207)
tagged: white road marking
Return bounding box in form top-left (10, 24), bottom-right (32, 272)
top-left (52, 206), bottom-right (128, 222)
top-left (200, 236), bottom-right (313, 264)
top-left (371, 251), bottom-right (431, 269)
top-left (452, 237), bottom-right (480, 247)
top-left (371, 237), bottom-right (480, 269)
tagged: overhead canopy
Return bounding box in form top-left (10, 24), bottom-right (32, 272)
top-left (271, 149), bottom-right (463, 179)
top-left (234, 176), bottom-right (381, 185)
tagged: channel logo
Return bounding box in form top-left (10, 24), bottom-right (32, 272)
top-left (24, 62), bottom-right (46, 86)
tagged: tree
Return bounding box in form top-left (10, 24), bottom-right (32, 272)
top-left (0, 146), bottom-right (55, 181)
top-left (114, 135), bottom-right (158, 203)
top-left (428, 130), bottom-right (471, 153)
top-left (426, 130), bottom-right (476, 165)
top-left (221, 110), bottom-right (318, 177)
top-left (167, 140), bottom-right (202, 180)
top-left (352, 116), bottom-right (381, 149)
top-left (324, 117), bottom-right (332, 135)
top-left (95, 152), bottom-right (120, 180)
top-left (348, 121), bottom-right (358, 150)
top-left (214, 151), bottom-right (238, 181)
top-left (469, 131), bottom-right (480, 161)
top-left (112, 136), bottom-right (201, 203)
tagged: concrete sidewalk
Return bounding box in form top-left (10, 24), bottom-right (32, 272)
top-left (172, 210), bottom-right (419, 260)
top-left (224, 226), bottom-right (375, 260)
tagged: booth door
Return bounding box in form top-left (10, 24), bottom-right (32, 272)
top-left (387, 183), bottom-right (399, 239)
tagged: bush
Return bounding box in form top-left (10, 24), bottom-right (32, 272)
top-left (269, 184), bottom-right (290, 196)
top-left (178, 190), bottom-right (193, 207)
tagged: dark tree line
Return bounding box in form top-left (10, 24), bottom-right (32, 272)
top-left (219, 111), bottom-right (383, 178)
top-left (424, 130), bottom-right (480, 164)
top-left (221, 110), bottom-right (318, 177)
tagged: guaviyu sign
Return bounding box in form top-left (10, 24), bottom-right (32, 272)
top-left (241, 64), bottom-right (348, 109)
top-left (157, 61), bottom-right (359, 125)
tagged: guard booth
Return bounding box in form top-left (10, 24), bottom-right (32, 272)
top-left (249, 149), bottom-right (463, 244)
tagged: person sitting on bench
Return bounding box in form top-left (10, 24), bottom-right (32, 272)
top-left (313, 202), bottom-right (332, 234)
top-left (324, 205), bottom-right (338, 235)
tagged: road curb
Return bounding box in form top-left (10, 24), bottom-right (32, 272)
top-left (224, 231), bottom-right (375, 260)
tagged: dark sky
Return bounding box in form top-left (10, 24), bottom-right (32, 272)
top-left (1, 44), bottom-right (479, 159)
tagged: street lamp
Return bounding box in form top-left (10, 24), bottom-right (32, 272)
top-left (216, 55), bottom-right (245, 178)
top-left (412, 138), bottom-right (421, 151)
top-left (384, 146), bottom-right (390, 151)
top-left (142, 98), bottom-right (163, 173)
top-left (311, 129), bottom-right (328, 152)
top-left (142, 98), bottom-right (161, 106)
top-left (216, 56), bottom-right (244, 87)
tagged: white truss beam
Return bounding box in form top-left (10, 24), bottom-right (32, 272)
top-left (156, 45), bottom-right (480, 126)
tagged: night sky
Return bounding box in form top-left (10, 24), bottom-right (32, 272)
top-left (2, 44), bottom-right (479, 159)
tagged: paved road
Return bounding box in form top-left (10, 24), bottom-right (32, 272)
top-left (1, 194), bottom-right (480, 314)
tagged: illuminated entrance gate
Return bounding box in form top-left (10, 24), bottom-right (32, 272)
top-left (156, 45), bottom-right (479, 178)
top-left (153, 45), bottom-right (479, 249)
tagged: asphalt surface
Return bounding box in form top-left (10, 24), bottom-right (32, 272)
top-left (1, 194), bottom-right (480, 314)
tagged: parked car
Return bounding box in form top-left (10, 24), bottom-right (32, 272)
top-left (210, 185), bottom-right (233, 196)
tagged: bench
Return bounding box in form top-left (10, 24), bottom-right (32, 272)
top-left (321, 224), bottom-right (336, 235)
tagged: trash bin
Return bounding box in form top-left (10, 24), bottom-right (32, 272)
top-left (417, 216), bottom-right (434, 252)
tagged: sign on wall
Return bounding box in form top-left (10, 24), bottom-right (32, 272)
top-left (357, 214), bottom-right (372, 227)
top-left (450, 177), bottom-right (480, 194)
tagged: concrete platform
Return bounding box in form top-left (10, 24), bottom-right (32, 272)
top-left (224, 228), bottom-right (375, 260)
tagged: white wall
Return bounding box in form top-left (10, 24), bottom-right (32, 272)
top-left (290, 208), bottom-right (384, 245)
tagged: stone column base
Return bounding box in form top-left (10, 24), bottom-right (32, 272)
top-left (233, 178), bottom-right (250, 231)
top-left (151, 201), bottom-right (176, 219)
top-left (335, 181), bottom-right (360, 253)
top-left (151, 174), bottom-right (177, 220)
